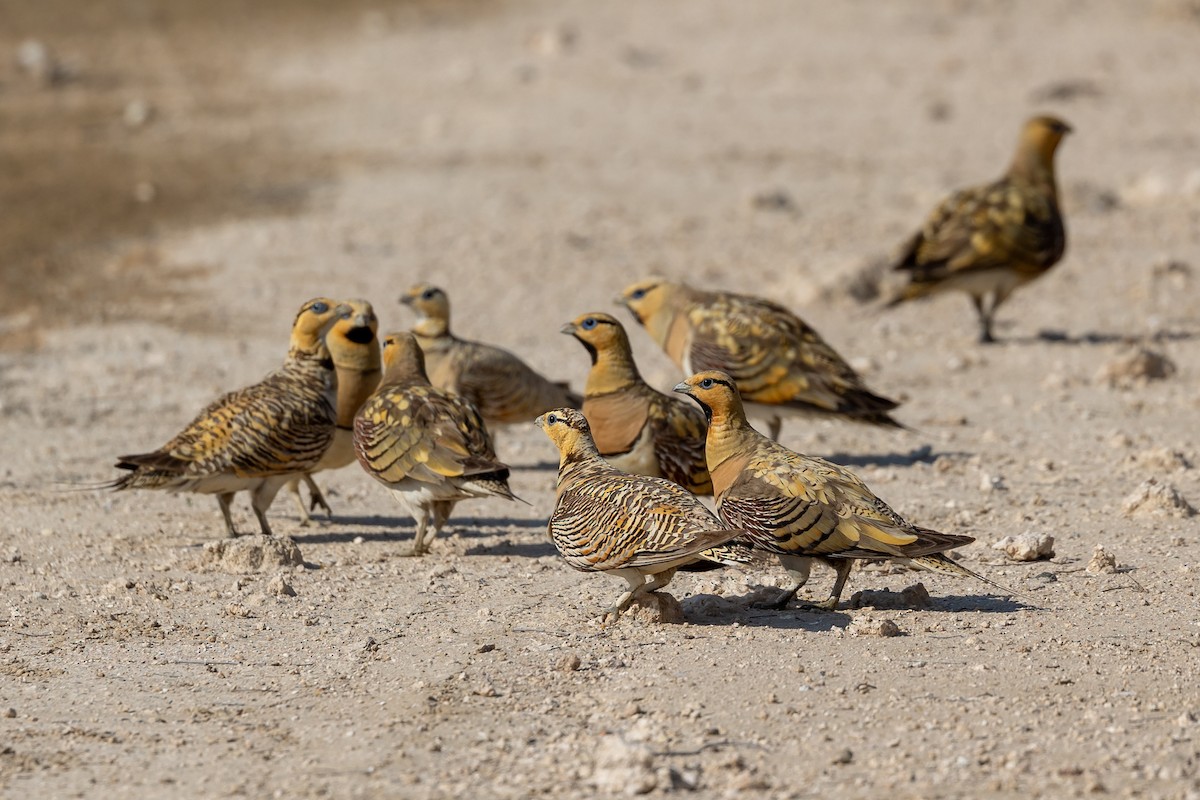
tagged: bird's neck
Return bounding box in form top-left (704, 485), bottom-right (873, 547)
top-left (412, 316), bottom-right (449, 339)
top-left (1008, 148), bottom-right (1060, 197)
top-left (287, 333), bottom-right (332, 365)
top-left (334, 365), bottom-right (383, 428)
top-left (586, 345), bottom-right (642, 397)
top-left (704, 406), bottom-right (758, 495)
top-left (556, 440), bottom-right (608, 491)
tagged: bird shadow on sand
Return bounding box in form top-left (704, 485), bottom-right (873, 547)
top-left (680, 594), bottom-right (851, 631)
top-left (463, 540), bottom-right (558, 559)
top-left (820, 445), bottom-right (963, 469)
top-left (510, 459), bottom-right (559, 472)
top-left (1007, 328), bottom-right (1200, 346)
top-left (290, 514), bottom-right (546, 545)
top-left (679, 586), bottom-right (1032, 629)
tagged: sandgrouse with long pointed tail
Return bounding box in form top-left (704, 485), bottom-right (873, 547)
top-left (675, 370), bottom-right (1012, 609)
top-left (107, 298), bottom-right (352, 537)
top-left (885, 115), bottom-right (1071, 343)
top-left (353, 332), bottom-right (518, 556)
top-left (619, 278), bottom-right (900, 439)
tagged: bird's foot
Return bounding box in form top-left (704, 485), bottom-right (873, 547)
top-left (309, 494), bottom-right (333, 518)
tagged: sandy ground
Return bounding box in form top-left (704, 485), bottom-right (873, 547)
top-left (2, 1), bottom-right (1200, 797)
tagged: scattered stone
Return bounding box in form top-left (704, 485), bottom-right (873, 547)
top-left (122, 99), bottom-right (153, 128)
top-left (992, 533), bottom-right (1056, 562)
top-left (748, 188), bottom-right (796, 213)
top-left (591, 734), bottom-right (656, 795)
top-left (1095, 348), bottom-right (1177, 389)
top-left (472, 683), bottom-right (498, 698)
top-left (832, 748), bottom-right (854, 765)
top-left (15, 39), bottom-right (66, 85)
top-left (847, 616), bottom-right (903, 637)
top-left (224, 603), bottom-right (252, 618)
top-left (477, 643), bottom-right (496, 654)
top-left (267, 574), bottom-right (296, 597)
top-left (1130, 447), bottom-right (1192, 473)
top-left (199, 536), bottom-right (304, 574)
top-left (527, 25), bottom-right (577, 57)
top-left (848, 582), bottom-right (931, 610)
top-left (667, 766), bottom-right (701, 791)
top-left (1086, 546), bottom-right (1118, 574)
top-left (1121, 479), bottom-right (1196, 518)
top-left (556, 653), bottom-right (582, 672)
top-left (979, 473), bottom-right (1007, 492)
top-left (2, 708), bottom-right (15, 719)
top-left (623, 592), bottom-right (685, 624)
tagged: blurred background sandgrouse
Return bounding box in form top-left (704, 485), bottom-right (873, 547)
top-left (885, 115), bottom-right (1071, 343)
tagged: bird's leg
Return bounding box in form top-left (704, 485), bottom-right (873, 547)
top-left (217, 493), bottom-right (240, 537)
top-left (752, 554), bottom-right (814, 609)
top-left (303, 474), bottom-right (332, 519)
top-left (408, 509), bottom-right (431, 557)
top-left (972, 294), bottom-right (996, 344)
top-left (250, 479), bottom-right (287, 538)
top-left (602, 570), bottom-right (647, 624)
top-left (766, 415), bottom-right (783, 441)
top-left (430, 501), bottom-right (455, 539)
top-left (806, 559), bottom-right (853, 611)
top-left (285, 478), bottom-right (312, 526)
top-left (635, 568), bottom-right (677, 600)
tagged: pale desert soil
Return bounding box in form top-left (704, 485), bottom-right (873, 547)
top-left (2, 1), bottom-right (1199, 798)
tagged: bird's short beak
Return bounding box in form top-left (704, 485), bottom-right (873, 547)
top-left (559, 322), bottom-right (577, 336)
top-left (672, 381), bottom-right (691, 395)
top-left (534, 414), bottom-right (546, 429)
top-left (398, 294), bottom-right (414, 306)
top-left (612, 295), bottom-right (627, 308)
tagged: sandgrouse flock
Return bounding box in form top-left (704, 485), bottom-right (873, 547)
top-left (107, 115), bottom-right (1074, 620)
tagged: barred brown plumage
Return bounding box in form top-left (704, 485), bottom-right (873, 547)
top-left (400, 283), bottom-right (581, 426)
top-left (618, 278), bottom-right (900, 440)
top-left (353, 331), bottom-right (518, 556)
top-left (885, 115), bottom-right (1071, 343)
top-left (537, 407), bottom-right (751, 622)
top-left (561, 312), bottom-right (712, 495)
top-left (284, 299), bottom-right (382, 523)
top-left (675, 370), bottom-right (1013, 609)
top-left (106, 298), bottom-right (352, 537)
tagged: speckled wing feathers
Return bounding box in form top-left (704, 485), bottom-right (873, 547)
top-left (895, 176), bottom-right (1065, 286)
top-left (354, 383), bottom-right (511, 496)
top-left (683, 292), bottom-right (899, 424)
top-left (114, 358), bottom-right (336, 488)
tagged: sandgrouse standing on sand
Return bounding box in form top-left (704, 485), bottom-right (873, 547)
top-left (618, 278), bottom-right (900, 439)
top-left (885, 115), bottom-right (1071, 343)
top-left (400, 283), bottom-right (581, 427)
top-left (353, 332), bottom-right (518, 556)
top-left (107, 298), bottom-right (352, 537)
top-left (284, 298), bottom-right (381, 523)
top-left (562, 312), bottom-right (712, 495)
top-left (675, 371), bottom-right (1011, 610)
top-left (537, 408), bottom-right (750, 622)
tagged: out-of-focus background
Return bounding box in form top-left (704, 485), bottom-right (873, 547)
top-left (2, 1), bottom-right (1198, 797)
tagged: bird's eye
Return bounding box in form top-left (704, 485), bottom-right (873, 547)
top-left (630, 289), bottom-right (646, 300)
top-left (700, 378), bottom-right (713, 389)
top-left (547, 413), bottom-right (558, 425)
top-left (582, 317), bottom-right (597, 330)
top-left (311, 301), bottom-right (329, 314)
top-left (421, 288), bottom-right (436, 300)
